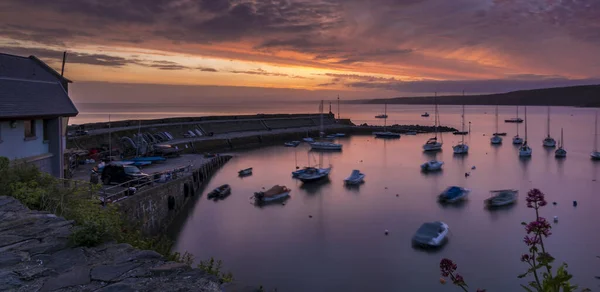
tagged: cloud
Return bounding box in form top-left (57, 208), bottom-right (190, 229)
top-left (0, 46), bottom-right (135, 67)
top-left (229, 68), bottom-right (310, 79)
top-left (197, 66), bottom-right (218, 72)
top-left (145, 60), bottom-right (188, 70)
top-left (317, 82), bottom-right (337, 87)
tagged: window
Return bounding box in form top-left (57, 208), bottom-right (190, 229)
top-left (24, 120), bottom-right (36, 138)
top-left (43, 119), bottom-right (50, 141)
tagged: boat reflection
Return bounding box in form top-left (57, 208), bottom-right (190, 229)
top-left (300, 178), bottom-right (331, 194)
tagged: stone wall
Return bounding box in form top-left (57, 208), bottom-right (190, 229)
top-left (0, 196), bottom-right (222, 292)
top-left (117, 155), bottom-right (232, 235)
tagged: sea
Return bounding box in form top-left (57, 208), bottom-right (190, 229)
top-left (75, 102), bottom-right (600, 291)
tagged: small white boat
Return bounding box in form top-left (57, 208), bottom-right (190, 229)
top-left (439, 186), bottom-right (469, 203)
top-left (421, 160), bottom-right (444, 171)
top-left (452, 143), bottom-right (469, 154)
top-left (284, 141), bottom-right (300, 147)
top-left (375, 114), bottom-right (388, 119)
top-left (254, 185), bottom-right (291, 202)
top-left (238, 168), bottom-right (253, 176)
top-left (310, 141), bottom-right (342, 151)
top-left (513, 135), bottom-right (524, 145)
top-left (519, 107), bottom-right (532, 157)
top-left (490, 134), bottom-right (503, 144)
top-left (423, 137), bottom-right (443, 151)
top-left (543, 137), bottom-right (556, 147)
top-left (542, 107), bottom-right (556, 147)
top-left (555, 128), bottom-right (566, 158)
top-left (519, 143), bottom-right (532, 157)
top-left (412, 221), bottom-right (449, 247)
top-left (453, 103), bottom-right (469, 154)
top-left (303, 137), bottom-right (314, 143)
top-left (297, 167), bottom-right (331, 183)
top-left (374, 131), bottom-right (401, 138)
top-left (490, 105), bottom-right (502, 144)
top-left (485, 189), bottom-right (518, 207)
top-left (344, 170), bottom-right (365, 185)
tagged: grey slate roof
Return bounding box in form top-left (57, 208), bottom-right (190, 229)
top-left (0, 78), bottom-right (78, 119)
top-left (0, 53), bottom-right (77, 119)
top-left (0, 53), bottom-right (71, 83)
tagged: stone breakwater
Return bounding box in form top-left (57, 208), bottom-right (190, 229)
top-left (0, 196), bottom-right (222, 292)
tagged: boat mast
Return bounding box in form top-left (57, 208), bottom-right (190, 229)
top-left (136, 120), bottom-right (141, 157)
top-left (516, 106), bottom-right (519, 136)
top-left (461, 90), bottom-right (465, 144)
top-left (524, 106), bottom-right (528, 142)
top-left (547, 106), bottom-right (551, 137)
top-left (560, 128), bottom-right (564, 148)
top-left (595, 110), bottom-right (598, 152)
top-left (337, 95), bottom-right (340, 120)
top-left (495, 104), bottom-right (499, 134)
top-left (434, 92), bottom-right (438, 139)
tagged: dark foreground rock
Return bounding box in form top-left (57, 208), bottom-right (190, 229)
top-left (0, 196), bottom-right (222, 292)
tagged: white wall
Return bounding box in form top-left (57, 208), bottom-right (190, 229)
top-left (0, 119), bottom-right (49, 160)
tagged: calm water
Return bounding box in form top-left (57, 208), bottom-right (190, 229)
top-left (167, 105), bottom-right (600, 291)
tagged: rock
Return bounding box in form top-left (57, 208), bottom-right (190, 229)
top-left (150, 262), bottom-right (191, 276)
top-left (0, 251), bottom-right (24, 268)
top-left (97, 282), bottom-right (136, 292)
top-left (40, 267), bottom-right (91, 292)
top-left (116, 250), bottom-right (162, 263)
top-left (15, 266), bottom-right (53, 281)
top-left (91, 262), bottom-right (142, 282)
top-left (46, 248), bottom-right (87, 273)
top-left (0, 270), bottom-right (22, 291)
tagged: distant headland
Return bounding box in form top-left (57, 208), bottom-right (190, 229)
top-left (346, 84), bottom-right (600, 107)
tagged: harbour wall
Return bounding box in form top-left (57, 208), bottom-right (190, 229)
top-left (117, 155), bottom-right (232, 235)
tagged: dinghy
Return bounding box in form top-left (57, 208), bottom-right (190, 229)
top-left (421, 160), bottom-right (444, 171)
top-left (412, 221), bottom-right (449, 247)
top-left (485, 189), bottom-right (518, 207)
top-left (344, 170), bottom-right (365, 185)
top-left (207, 184), bottom-right (231, 200)
top-left (254, 185), bottom-right (291, 202)
top-left (238, 168), bottom-right (253, 176)
top-left (439, 186), bottom-right (469, 203)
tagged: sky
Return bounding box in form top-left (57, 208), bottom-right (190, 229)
top-left (1, 0), bottom-right (600, 103)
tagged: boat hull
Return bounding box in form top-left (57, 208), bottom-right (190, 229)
top-left (421, 161), bottom-right (444, 171)
top-left (256, 191), bottom-right (290, 202)
top-left (543, 138), bottom-right (557, 147)
top-left (505, 119), bottom-right (523, 123)
top-left (423, 143), bottom-right (443, 151)
top-left (519, 146), bottom-right (532, 157)
top-left (490, 136), bottom-right (503, 144)
top-left (555, 148), bottom-right (567, 158)
top-left (310, 142), bottom-right (342, 151)
top-left (591, 152), bottom-right (600, 160)
top-left (452, 144), bottom-right (469, 154)
top-left (512, 137), bottom-right (524, 145)
top-left (373, 132), bottom-right (401, 138)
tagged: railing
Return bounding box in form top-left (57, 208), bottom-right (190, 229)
top-left (98, 164), bottom-right (193, 204)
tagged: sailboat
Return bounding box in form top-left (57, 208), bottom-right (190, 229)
top-left (542, 107), bottom-right (556, 147)
top-left (512, 106), bottom-right (524, 144)
top-left (297, 149), bottom-right (331, 183)
top-left (555, 128), bottom-right (567, 158)
top-left (310, 100), bottom-right (342, 151)
top-left (519, 106), bottom-right (532, 157)
top-left (423, 93), bottom-right (443, 151)
top-left (490, 104), bottom-right (503, 144)
top-left (591, 110), bottom-right (600, 160)
top-left (452, 104), bottom-right (469, 154)
top-left (374, 104), bottom-right (401, 138)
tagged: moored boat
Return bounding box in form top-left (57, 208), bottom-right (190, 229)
top-left (310, 142), bottom-right (342, 151)
top-left (505, 117), bottom-right (524, 123)
top-left (373, 104), bottom-right (400, 138)
top-left (421, 160), bottom-right (444, 171)
top-left (207, 184), bottom-right (231, 200)
top-left (284, 141), bottom-right (300, 147)
top-left (453, 102), bottom-right (469, 154)
top-left (439, 186), bottom-right (469, 203)
top-left (254, 185), bottom-right (291, 202)
top-left (519, 107), bottom-right (532, 157)
top-left (592, 110), bottom-right (600, 160)
top-left (542, 106), bottom-right (556, 147)
top-left (238, 168), bottom-right (253, 176)
top-left (423, 93), bottom-right (443, 151)
top-left (555, 128), bottom-right (567, 158)
top-left (421, 112), bottom-right (430, 117)
top-left (490, 105), bottom-right (503, 144)
top-left (485, 189), bottom-right (518, 207)
top-left (344, 170), bottom-right (365, 185)
top-left (297, 167), bottom-right (331, 183)
top-left (412, 221), bottom-right (449, 247)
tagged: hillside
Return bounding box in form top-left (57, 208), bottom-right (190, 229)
top-left (350, 84), bottom-right (600, 106)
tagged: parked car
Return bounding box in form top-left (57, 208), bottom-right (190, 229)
top-left (101, 164), bottom-right (150, 186)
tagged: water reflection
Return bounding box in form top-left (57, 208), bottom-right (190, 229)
top-left (299, 178), bottom-right (331, 194)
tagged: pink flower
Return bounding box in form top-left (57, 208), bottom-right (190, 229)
top-left (440, 258), bottom-right (457, 277)
top-left (526, 189), bottom-right (547, 209)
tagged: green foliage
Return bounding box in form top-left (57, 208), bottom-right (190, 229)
top-left (0, 157), bottom-right (232, 280)
top-left (198, 257), bottom-right (234, 283)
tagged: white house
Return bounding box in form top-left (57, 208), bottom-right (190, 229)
top-left (0, 53), bottom-right (78, 178)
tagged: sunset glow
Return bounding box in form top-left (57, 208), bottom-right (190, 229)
top-left (1, 0), bottom-right (599, 101)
